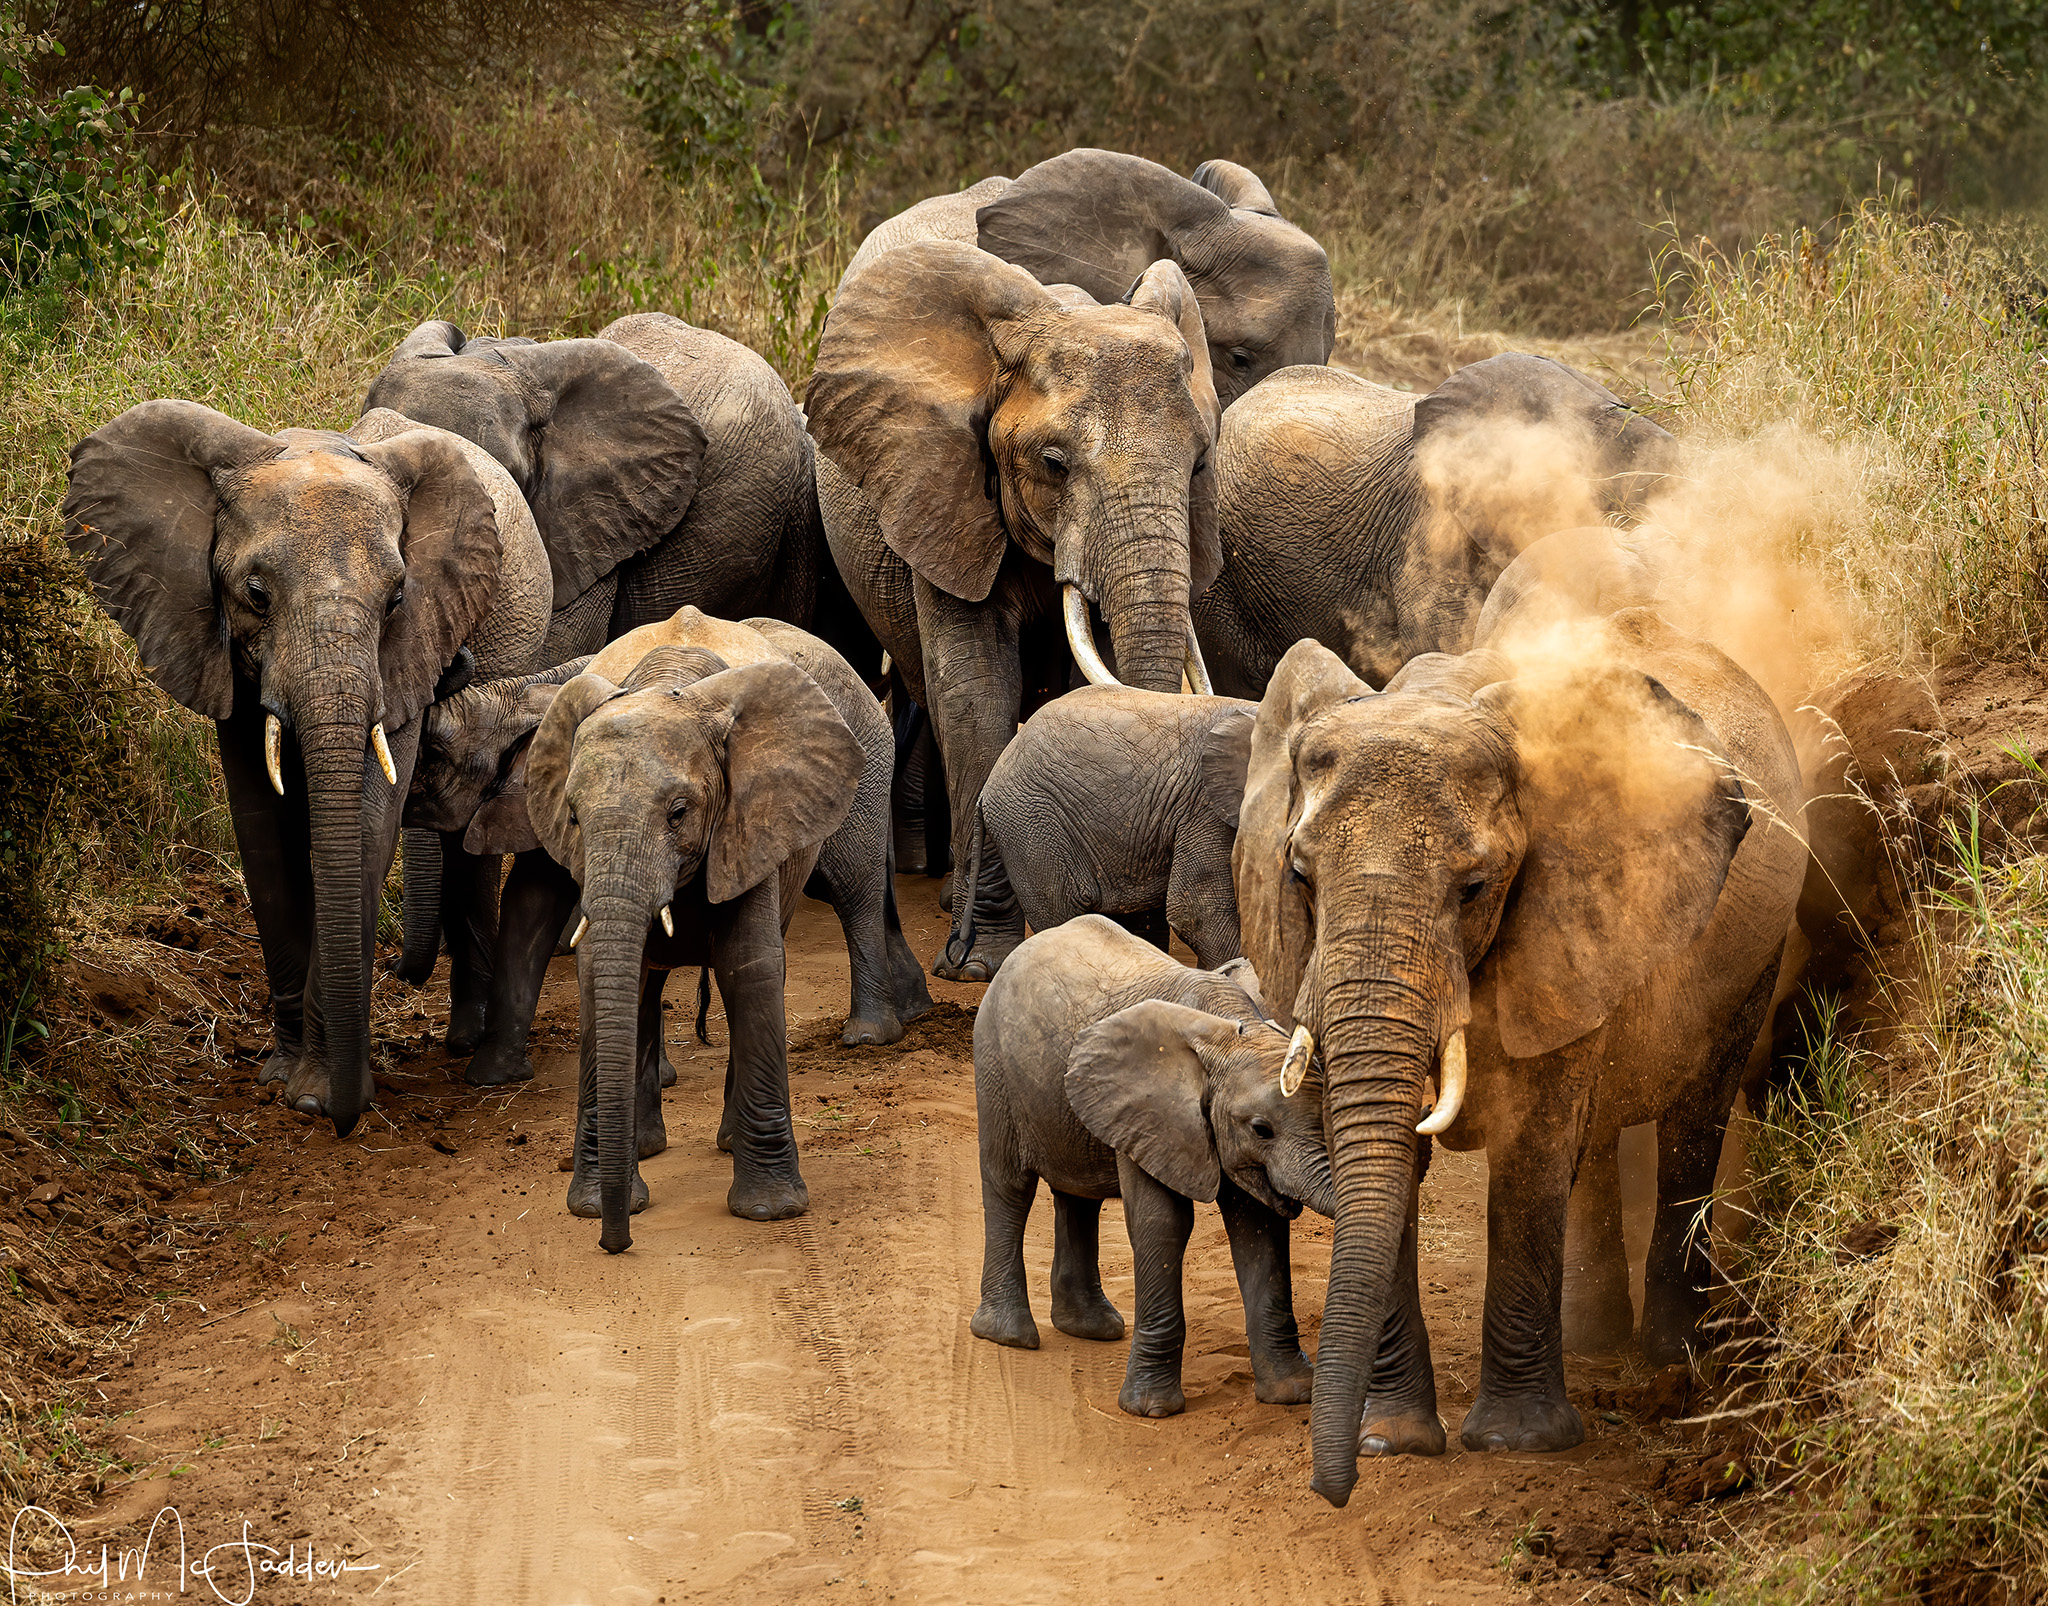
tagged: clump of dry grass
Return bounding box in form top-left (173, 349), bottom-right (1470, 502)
top-left (1660, 204), bottom-right (2048, 669)
top-left (1708, 828), bottom-right (2048, 1602)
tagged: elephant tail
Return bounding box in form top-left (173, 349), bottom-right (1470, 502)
top-left (943, 801), bottom-right (988, 973)
top-left (394, 828), bottom-right (443, 985)
top-left (695, 967), bottom-right (714, 1046)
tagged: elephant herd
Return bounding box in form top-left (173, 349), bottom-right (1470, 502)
top-left (64, 147), bottom-right (1812, 1509)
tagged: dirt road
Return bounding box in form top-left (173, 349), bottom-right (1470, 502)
top-left (48, 879), bottom-right (1721, 1605)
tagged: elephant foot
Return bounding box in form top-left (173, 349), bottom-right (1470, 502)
top-left (841, 1010), bottom-right (905, 1048)
top-left (566, 1166), bottom-right (651, 1218)
top-left (1359, 1404), bottom-right (1446, 1457)
top-left (257, 1047), bottom-right (297, 1087)
top-left (938, 872), bottom-right (953, 914)
top-left (931, 933), bottom-right (1023, 984)
top-left (1252, 1352), bottom-right (1315, 1405)
top-left (1050, 1289), bottom-right (1126, 1342)
top-left (728, 1166), bottom-right (808, 1222)
top-left (445, 998), bottom-right (488, 1057)
top-left (464, 1039), bottom-right (535, 1088)
top-left (971, 1298), bottom-right (1041, 1350)
top-left (283, 1060), bottom-right (330, 1118)
top-left (715, 1109), bottom-right (735, 1153)
top-left (1118, 1372), bottom-right (1186, 1419)
top-left (1636, 1300), bottom-right (1708, 1368)
top-left (1563, 1282), bottom-right (1638, 1357)
top-left (636, 1110), bottom-right (668, 1161)
top-left (658, 1054), bottom-right (677, 1090)
top-left (1458, 1391), bottom-right (1585, 1454)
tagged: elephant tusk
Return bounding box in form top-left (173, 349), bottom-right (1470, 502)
top-left (1183, 626), bottom-right (1215, 697)
top-left (1062, 586), bottom-right (1123, 688)
top-left (370, 722), bottom-right (398, 786)
top-left (1417, 1030), bottom-right (1467, 1135)
top-left (569, 915), bottom-right (588, 950)
top-left (264, 714), bottom-right (285, 796)
top-left (659, 905), bottom-right (674, 938)
top-left (878, 650), bottom-right (892, 680)
top-left (1279, 1023), bottom-right (1314, 1098)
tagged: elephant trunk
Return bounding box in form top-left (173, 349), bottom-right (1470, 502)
top-left (580, 884), bottom-right (649, 1254)
top-left (292, 654), bottom-right (382, 1138)
top-left (1307, 960), bottom-right (1441, 1508)
top-left (396, 828), bottom-right (443, 984)
top-left (1095, 502), bottom-right (1193, 694)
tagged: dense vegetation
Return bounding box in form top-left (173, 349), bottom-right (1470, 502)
top-left (4, 0), bottom-right (2048, 1592)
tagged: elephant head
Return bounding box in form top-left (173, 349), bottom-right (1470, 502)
top-left (1067, 999), bottom-right (1335, 1219)
top-left (526, 645), bottom-right (863, 1252)
top-left (361, 322), bottom-right (707, 607)
top-left (65, 400), bottom-right (501, 1134)
top-left (409, 657), bottom-right (593, 854)
top-left (1233, 622), bottom-right (1752, 1505)
top-left (805, 239), bottom-right (1219, 694)
top-left (975, 148), bottom-right (1336, 408)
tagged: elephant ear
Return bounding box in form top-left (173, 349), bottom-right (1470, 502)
top-left (492, 339), bottom-right (707, 600)
top-left (460, 668), bottom-right (586, 856)
top-left (1066, 999), bottom-right (1225, 1203)
top-left (390, 320), bottom-right (465, 361)
top-left (696, 659), bottom-right (865, 903)
top-left (355, 431), bottom-right (504, 730)
top-left (976, 148), bottom-right (1227, 305)
top-left (527, 671), bottom-right (629, 875)
top-left (805, 240), bottom-right (1049, 603)
top-left (63, 400), bottom-right (283, 719)
top-left (1198, 702), bottom-right (1256, 828)
top-left (1235, 640), bottom-right (1374, 1030)
top-left (1479, 661), bottom-right (1752, 1058)
top-left (1189, 159), bottom-right (1281, 217)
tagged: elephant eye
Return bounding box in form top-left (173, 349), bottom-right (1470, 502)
top-left (1289, 858), bottom-right (1310, 884)
top-left (1193, 455), bottom-right (1209, 477)
top-left (1041, 448), bottom-right (1068, 477)
top-left (1461, 877), bottom-right (1489, 905)
top-left (1250, 1116), bottom-right (1277, 1141)
top-left (386, 581), bottom-right (406, 616)
top-left (668, 798), bottom-right (690, 823)
top-left (1228, 347), bottom-right (1254, 371)
top-left (244, 576), bottom-right (270, 612)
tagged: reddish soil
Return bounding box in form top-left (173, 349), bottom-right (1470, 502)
top-left (2, 876), bottom-right (1753, 1604)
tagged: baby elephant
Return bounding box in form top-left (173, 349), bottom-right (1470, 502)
top-left (972, 916), bottom-right (1334, 1417)
top-left (957, 686), bottom-right (1255, 976)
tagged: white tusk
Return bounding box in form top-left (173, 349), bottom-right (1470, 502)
top-left (1062, 586), bottom-right (1122, 688)
top-left (370, 722), bottom-right (397, 786)
top-left (659, 905), bottom-right (674, 938)
top-left (1416, 1030), bottom-right (1467, 1135)
top-left (264, 714), bottom-right (285, 795)
top-left (878, 650), bottom-right (892, 680)
top-left (1183, 626), bottom-right (1215, 697)
top-left (1278, 1023), bottom-right (1314, 1098)
top-left (569, 915), bottom-right (588, 950)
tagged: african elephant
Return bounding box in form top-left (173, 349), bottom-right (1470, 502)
top-left (64, 404), bottom-right (541, 1131)
top-left (807, 243), bottom-right (1220, 979)
top-left (1233, 548), bottom-right (1804, 1502)
top-left (460, 606), bottom-right (927, 1096)
top-left (1197, 354), bottom-right (1678, 698)
top-left (367, 313), bottom-right (831, 1010)
top-left (840, 149), bottom-right (1335, 410)
top-left (961, 686), bottom-right (1254, 972)
top-left (972, 917), bottom-right (1334, 1416)
top-left (527, 637), bottom-right (865, 1247)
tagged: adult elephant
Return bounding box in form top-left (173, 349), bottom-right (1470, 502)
top-left (1197, 355), bottom-right (1678, 697)
top-left (64, 404), bottom-right (536, 1132)
top-left (841, 149), bottom-right (1335, 408)
top-left (1234, 560), bottom-right (1804, 1503)
top-left (806, 241), bottom-right (1220, 979)
top-left (367, 313), bottom-right (831, 1028)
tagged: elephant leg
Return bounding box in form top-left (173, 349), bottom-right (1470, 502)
top-left (635, 968), bottom-right (670, 1161)
top-left (890, 698), bottom-right (944, 879)
top-left (1107, 907), bottom-right (1171, 953)
top-left (641, 964), bottom-right (676, 1089)
top-left (1217, 1179), bottom-right (1315, 1406)
top-left (1050, 1191), bottom-right (1125, 1341)
top-left (1357, 1147), bottom-right (1444, 1455)
top-left (1462, 1052), bottom-right (1597, 1454)
top-left (916, 578), bottom-right (1025, 981)
top-left (971, 1167), bottom-right (1041, 1350)
top-left (217, 704), bottom-right (310, 1089)
top-left (810, 806), bottom-right (929, 1048)
top-left (882, 870), bottom-right (935, 1031)
top-left (1640, 947), bottom-right (1783, 1364)
top-left (1562, 1127), bottom-right (1635, 1355)
top-left (465, 849), bottom-right (578, 1087)
top-left (1115, 1158), bottom-right (1194, 1418)
top-left (394, 827), bottom-right (442, 984)
top-left (441, 839), bottom-right (500, 1055)
top-left (714, 880), bottom-right (807, 1221)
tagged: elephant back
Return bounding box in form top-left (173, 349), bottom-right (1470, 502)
top-left (838, 174), bottom-right (1012, 296)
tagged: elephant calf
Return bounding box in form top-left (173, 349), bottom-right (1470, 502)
top-left (972, 917), bottom-right (1334, 1418)
top-left (962, 685), bottom-right (1254, 973)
